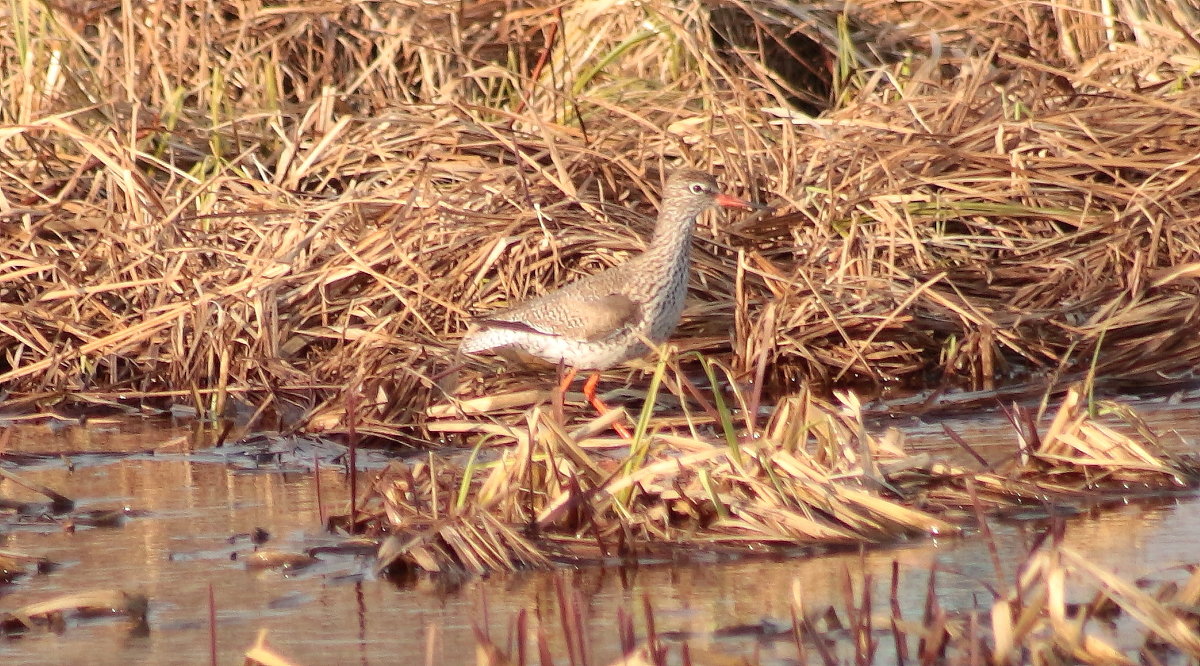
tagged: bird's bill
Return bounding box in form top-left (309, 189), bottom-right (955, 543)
top-left (714, 193), bottom-right (766, 210)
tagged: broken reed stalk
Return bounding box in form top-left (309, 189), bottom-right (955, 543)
top-left (313, 455), bottom-right (326, 528)
top-left (207, 582), bottom-right (218, 666)
top-left (888, 561), bottom-right (907, 663)
top-left (345, 386), bottom-right (359, 533)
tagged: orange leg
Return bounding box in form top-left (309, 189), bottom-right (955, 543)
top-left (582, 371), bottom-right (632, 439)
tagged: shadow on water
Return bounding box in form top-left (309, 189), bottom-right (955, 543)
top-left (2, 397), bottom-right (1200, 664)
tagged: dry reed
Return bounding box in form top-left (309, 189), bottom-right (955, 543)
top-left (1, 1), bottom-right (1198, 441)
top-left (338, 384), bottom-right (1198, 576)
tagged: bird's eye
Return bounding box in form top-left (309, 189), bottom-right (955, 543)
top-left (689, 183), bottom-right (706, 194)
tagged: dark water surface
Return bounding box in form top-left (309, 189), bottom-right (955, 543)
top-left (2, 394), bottom-right (1200, 665)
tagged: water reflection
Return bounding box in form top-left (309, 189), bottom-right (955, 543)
top-left (1, 399), bottom-right (1199, 663)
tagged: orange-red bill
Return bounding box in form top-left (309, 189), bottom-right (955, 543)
top-left (714, 192), bottom-right (765, 210)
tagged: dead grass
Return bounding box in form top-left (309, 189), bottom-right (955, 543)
top-left (1, 0), bottom-right (1199, 440)
top-left (339, 384), bottom-right (1198, 576)
top-left (2, 589), bottom-right (148, 635)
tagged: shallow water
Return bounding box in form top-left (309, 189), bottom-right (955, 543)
top-left (2, 394), bottom-right (1200, 665)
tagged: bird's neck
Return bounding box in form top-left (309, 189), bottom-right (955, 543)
top-left (644, 213), bottom-right (699, 266)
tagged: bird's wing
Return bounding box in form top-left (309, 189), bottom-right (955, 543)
top-left (479, 292), bottom-right (641, 343)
